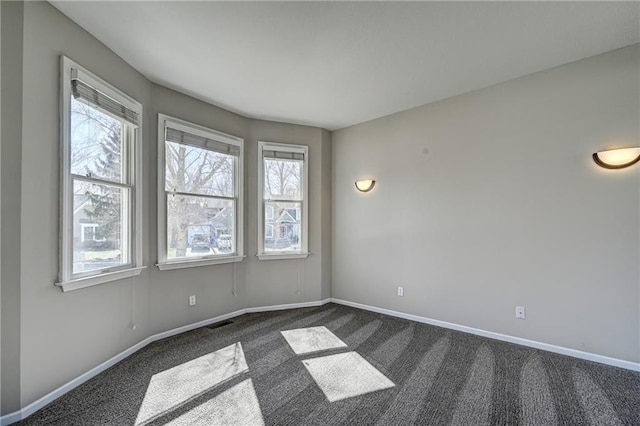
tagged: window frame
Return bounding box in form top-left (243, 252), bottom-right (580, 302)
top-left (257, 141), bottom-right (309, 260)
top-left (156, 114), bottom-right (245, 270)
top-left (57, 56), bottom-right (145, 292)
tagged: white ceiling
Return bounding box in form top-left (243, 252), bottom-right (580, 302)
top-left (50, 1), bottom-right (639, 131)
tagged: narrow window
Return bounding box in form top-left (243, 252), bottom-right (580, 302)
top-left (157, 115), bottom-right (244, 270)
top-left (58, 56), bottom-right (144, 291)
top-left (258, 142), bottom-right (309, 260)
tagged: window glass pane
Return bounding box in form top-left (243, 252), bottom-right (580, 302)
top-left (167, 194), bottom-right (235, 259)
top-left (165, 141), bottom-right (234, 197)
top-left (73, 180), bottom-right (128, 274)
top-left (264, 201), bottom-right (301, 252)
top-left (264, 158), bottom-right (302, 200)
top-left (70, 97), bottom-right (124, 183)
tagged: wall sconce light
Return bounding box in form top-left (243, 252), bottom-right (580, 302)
top-left (355, 179), bottom-right (376, 192)
top-left (593, 147), bottom-right (640, 169)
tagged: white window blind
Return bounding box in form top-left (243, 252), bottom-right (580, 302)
top-left (71, 74), bottom-right (139, 126)
top-left (262, 150), bottom-right (304, 161)
top-left (165, 127), bottom-right (241, 157)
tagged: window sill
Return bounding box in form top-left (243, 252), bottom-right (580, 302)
top-left (257, 252), bottom-right (310, 261)
top-left (156, 255), bottom-right (245, 271)
top-left (55, 266), bottom-right (147, 292)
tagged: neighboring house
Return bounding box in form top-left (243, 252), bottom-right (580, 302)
top-left (71, 193), bottom-right (123, 273)
top-left (185, 205), bottom-right (233, 246)
top-left (73, 194), bottom-right (102, 245)
top-left (265, 206), bottom-right (301, 249)
top-left (72, 193), bottom-right (119, 247)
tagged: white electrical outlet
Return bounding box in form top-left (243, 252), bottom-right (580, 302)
top-left (189, 295), bottom-right (196, 307)
top-left (397, 286), bottom-right (404, 297)
top-left (515, 306), bottom-right (525, 319)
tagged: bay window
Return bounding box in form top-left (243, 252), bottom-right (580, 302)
top-left (157, 114), bottom-right (244, 269)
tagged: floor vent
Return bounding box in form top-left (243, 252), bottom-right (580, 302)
top-left (205, 320), bottom-right (234, 330)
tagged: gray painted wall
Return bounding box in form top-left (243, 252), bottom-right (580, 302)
top-left (147, 84), bottom-right (249, 335)
top-left (245, 120), bottom-right (328, 307)
top-left (332, 45), bottom-right (640, 363)
top-left (1, 1), bottom-right (23, 415)
top-left (18, 1), bottom-right (153, 409)
top-left (2, 2), bottom-right (331, 413)
top-left (321, 129), bottom-right (332, 300)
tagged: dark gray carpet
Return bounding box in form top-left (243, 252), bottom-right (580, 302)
top-left (16, 303), bottom-right (640, 425)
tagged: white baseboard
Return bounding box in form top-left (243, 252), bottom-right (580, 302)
top-left (246, 298), bottom-right (331, 313)
top-left (0, 413), bottom-right (20, 426)
top-left (152, 308), bottom-right (247, 341)
top-left (0, 299), bottom-right (331, 425)
top-left (330, 298), bottom-right (640, 372)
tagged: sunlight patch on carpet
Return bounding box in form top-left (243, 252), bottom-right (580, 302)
top-left (166, 379), bottom-right (264, 426)
top-left (281, 326), bottom-right (348, 354)
top-left (135, 342), bottom-right (248, 425)
top-left (303, 352), bottom-right (395, 402)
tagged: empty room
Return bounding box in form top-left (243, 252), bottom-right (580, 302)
top-left (1, 1), bottom-right (639, 425)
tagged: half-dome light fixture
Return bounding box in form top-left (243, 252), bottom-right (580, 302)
top-left (593, 147), bottom-right (640, 169)
top-left (355, 179), bottom-right (376, 193)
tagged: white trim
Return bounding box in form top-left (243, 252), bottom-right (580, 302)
top-left (58, 56), bottom-right (144, 290)
top-left (55, 266), bottom-right (146, 292)
top-left (156, 255), bottom-right (245, 271)
top-left (59, 56), bottom-right (73, 287)
top-left (330, 298), bottom-right (640, 372)
top-left (258, 141), bottom-right (309, 258)
top-left (157, 113), bottom-right (245, 267)
top-left (0, 299), bottom-right (331, 425)
top-left (157, 115), bottom-right (165, 266)
top-left (257, 252), bottom-right (310, 261)
top-left (246, 299), bottom-right (330, 313)
top-left (0, 412), bottom-right (20, 426)
top-left (133, 107), bottom-right (144, 273)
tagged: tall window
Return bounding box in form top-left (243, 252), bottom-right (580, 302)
top-left (258, 142), bottom-right (309, 260)
top-left (157, 114), bottom-right (244, 270)
top-left (58, 56), bottom-right (144, 292)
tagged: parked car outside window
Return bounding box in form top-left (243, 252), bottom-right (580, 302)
top-left (217, 234), bottom-right (232, 251)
